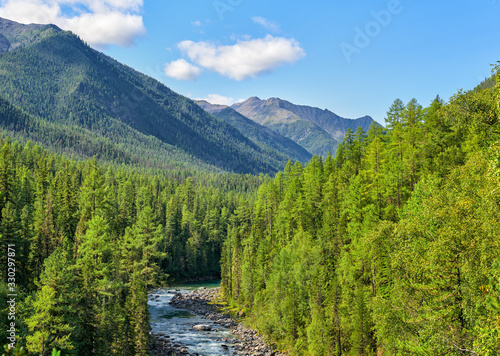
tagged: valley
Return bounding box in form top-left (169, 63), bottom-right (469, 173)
top-left (1, 8), bottom-right (499, 356)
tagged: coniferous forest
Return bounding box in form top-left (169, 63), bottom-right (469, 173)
top-left (0, 16), bottom-right (500, 356)
top-left (0, 136), bottom-right (263, 355)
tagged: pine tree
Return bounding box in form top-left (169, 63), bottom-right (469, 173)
top-left (402, 98), bottom-right (423, 191)
top-left (126, 271), bottom-right (149, 356)
top-left (0, 202), bottom-right (20, 279)
top-left (0, 138), bottom-right (14, 216)
top-left (25, 250), bottom-right (76, 355)
top-left (75, 214), bottom-right (113, 354)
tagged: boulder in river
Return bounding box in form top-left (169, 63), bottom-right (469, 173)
top-left (193, 324), bottom-right (212, 331)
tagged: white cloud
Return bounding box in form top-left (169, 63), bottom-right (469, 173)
top-left (251, 16), bottom-right (280, 33)
top-left (230, 33), bottom-right (252, 41)
top-left (191, 20), bottom-right (202, 27)
top-left (177, 35), bottom-right (305, 80)
top-left (0, 0), bottom-right (60, 24)
top-left (0, 0), bottom-right (146, 48)
top-left (164, 59), bottom-right (201, 81)
top-left (64, 12), bottom-right (145, 47)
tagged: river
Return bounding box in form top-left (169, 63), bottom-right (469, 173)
top-left (148, 280), bottom-right (238, 355)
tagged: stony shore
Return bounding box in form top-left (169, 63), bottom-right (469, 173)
top-left (149, 287), bottom-right (285, 356)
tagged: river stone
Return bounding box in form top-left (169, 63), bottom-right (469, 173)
top-left (193, 324), bottom-right (212, 331)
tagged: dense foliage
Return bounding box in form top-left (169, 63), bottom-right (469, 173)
top-left (220, 72), bottom-right (500, 354)
top-left (0, 139), bottom-right (263, 355)
top-left (0, 95), bottom-right (213, 171)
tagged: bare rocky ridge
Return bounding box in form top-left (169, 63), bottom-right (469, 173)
top-left (149, 287), bottom-right (285, 356)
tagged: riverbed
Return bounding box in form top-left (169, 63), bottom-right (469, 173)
top-left (148, 281), bottom-right (237, 355)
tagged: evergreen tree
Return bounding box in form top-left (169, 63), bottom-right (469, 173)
top-left (25, 250), bottom-right (75, 355)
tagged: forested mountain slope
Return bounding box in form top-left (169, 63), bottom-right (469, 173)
top-left (197, 100), bottom-right (312, 163)
top-left (0, 17), bottom-right (293, 174)
top-left (231, 96), bottom-right (377, 156)
top-left (0, 94), bottom-right (218, 171)
top-left (0, 17), bottom-right (61, 53)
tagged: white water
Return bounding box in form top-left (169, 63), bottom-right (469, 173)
top-left (148, 281), bottom-right (237, 355)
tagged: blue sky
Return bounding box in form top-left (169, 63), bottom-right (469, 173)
top-left (1, 0), bottom-right (499, 124)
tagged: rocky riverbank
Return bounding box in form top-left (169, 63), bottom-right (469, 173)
top-left (149, 287), bottom-right (285, 356)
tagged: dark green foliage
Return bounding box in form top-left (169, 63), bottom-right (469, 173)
top-left (0, 94), bottom-right (203, 170)
top-left (0, 17), bottom-right (61, 53)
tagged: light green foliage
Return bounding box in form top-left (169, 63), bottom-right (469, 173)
top-left (2, 345), bottom-right (27, 356)
top-left (473, 260), bottom-right (500, 355)
top-left (23, 249), bottom-right (78, 354)
top-left (26, 285), bottom-right (73, 355)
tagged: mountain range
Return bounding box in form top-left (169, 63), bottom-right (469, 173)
top-left (0, 17), bottom-right (299, 174)
top-left (0, 16), bottom-right (376, 174)
top-left (196, 100), bottom-right (313, 163)
top-left (231, 97), bottom-right (376, 157)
